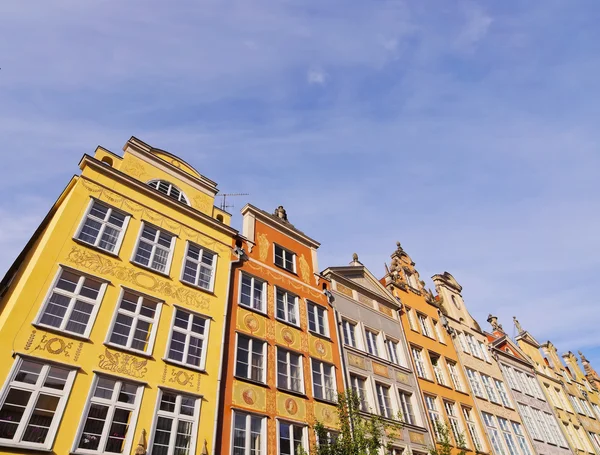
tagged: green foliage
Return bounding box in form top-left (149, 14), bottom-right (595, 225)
top-left (309, 390), bottom-right (404, 455)
top-left (428, 421), bottom-right (467, 455)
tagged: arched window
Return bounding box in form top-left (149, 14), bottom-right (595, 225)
top-left (147, 180), bottom-right (190, 205)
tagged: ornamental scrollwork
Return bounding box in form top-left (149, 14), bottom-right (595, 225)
top-left (32, 335), bottom-right (74, 357)
top-left (98, 348), bottom-right (147, 378)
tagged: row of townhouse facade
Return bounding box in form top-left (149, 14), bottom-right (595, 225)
top-left (0, 137), bottom-right (599, 455)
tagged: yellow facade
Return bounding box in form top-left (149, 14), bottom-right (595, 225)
top-left (0, 137), bottom-right (237, 454)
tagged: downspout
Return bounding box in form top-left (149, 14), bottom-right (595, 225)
top-left (211, 244), bottom-right (246, 455)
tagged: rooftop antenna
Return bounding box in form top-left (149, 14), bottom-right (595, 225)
top-left (219, 193), bottom-right (249, 211)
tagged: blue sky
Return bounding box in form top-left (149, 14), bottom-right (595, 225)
top-left (1, 1), bottom-right (599, 371)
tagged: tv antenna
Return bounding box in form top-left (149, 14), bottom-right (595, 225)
top-left (219, 193), bottom-right (249, 211)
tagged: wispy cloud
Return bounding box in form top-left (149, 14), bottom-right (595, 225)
top-left (307, 67), bottom-right (327, 85)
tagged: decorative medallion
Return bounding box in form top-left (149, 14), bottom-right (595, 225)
top-left (285, 398), bottom-right (298, 415)
top-left (298, 254), bottom-right (311, 284)
top-left (98, 348), bottom-right (147, 378)
top-left (244, 314), bottom-right (260, 334)
top-left (169, 369), bottom-right (195, 387)
top-left (281, 328), bottom-right (295, 346)
top-left (315, 340), bottom-right (326, 357)
top-left (242, 389), bottom-right (256, 405)
top-left (321, 407), bottom-right (333, 423)
top-left (33, 335), bottom-right (73, 357)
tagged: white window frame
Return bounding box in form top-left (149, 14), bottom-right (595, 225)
top-left (433, 319), bottom-right (445, 344)
top-left (73, 374), bottom-right (143, 455)
top-left (307, 301), bottom-right (329, 337)
top-left (232, 411), bottom-right (266, 455)
top-left (342, 319), bottom-right (357, 348)
top-left (364, 329), bottom-right (381, 357)
top-left (462, 406), bottom-right (484, 452)
top-left (417, 313), bottom-right (432, 338)
top-left (425, 395), bottom-right (442, 440)
top-left (165, 307), bottom-right (211, 371)
top-left (180, 241), bottom-right (217, 291)
top-left (75, 199), bottom-right (129, 254)
top-left (412, 347), bottom-right (429, 380)
top-left (501, 364), bottom-right (520, 391)
top-left (494, 379), bottom-right (512, 408)
top-left (466, 368), bottom-right (485, 398)
top-left (147, 179), bottom-right (190, 205)
top-left (375, 382), bottom-right (394, 419)
top-left (147, 388), bottom-right (201, 455)
top-left (131, 222), bottom-right (176, 274)
top-left (0, 357), bottom-right (77, 450)
top-left (239, 272), bottom-right (267, 314)
top-left (273, 244), bottom-right (296, 273)
top-left (511, 421), bottom-right (533, 455)
top-left (275, 287), bottom-right (299, 327)
top-left (430, 354), bottom-right (447, 386)
top-left (447, 361), bottom-right (464, 392)
top-left (497, 416), bottom-right (521, 455)
top-left (444, 401), bottom-right (465, 447)
top-left (276, 348), bottom-right (304, 394)
top-left (518, 404), bottom-right (541, 441)
top-left (235, 334), bottom-right (267, 384)
top-left (406, 307), bottom-right (418, 331)
top-left (385, 338), bottom-right (400, 365)
top-left (482, 412), bottom-right (506, 455)
top-left (350, 374), bottom-right (370, 412)
top-left (35, 267), bottom-right (108, 338)
top-left (457, 331), bottom-right (469, 353)
top-left (398, 390), bottom-right (415, 425)
top-left (277, 420), bottom-right (307, 455)
top-left (481, 374), bottom-right (500, 403)
top-left (311, 359), bottom-right (337, 402)
top-left (105, 288), bottom-right (162, 355)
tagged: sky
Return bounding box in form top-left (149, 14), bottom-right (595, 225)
top-left (1, 0), bottom-right (599, 371)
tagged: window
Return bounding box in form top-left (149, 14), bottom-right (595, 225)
top-left (465, 333), bottom-right (481, 358)
top-left (277, 349), bottom-right (303, 393)
top-left (457, 332), bottom-right (469, 353)
top-left (588, 432), bottom-right (600, 453)
top-left (433, 320), bottom-right (445, 343)
top-left (365, 329), bottom-right (380, 357)
top-left (481, 374), bottom-right (499, 403)
top-left (527, 375), bottom-right (544, 400)
top-left (425, 396), bottom-right (441, 439)
top-left (411, 347), bottom-right (429, 379)
top-left (274, 245), bottom-right (295, 272)
top-left (133, 224), bottom-right (175, 273)
top-left (312, 360), bottom-right (336, 402)
top-left (166, 308), bottom-right (210, 369)
top-left (77, 200), bottom-right (127, 253)
top-left (388, 447), bottom-right (405, 455)
top-left (482, 413), bottom-right (506, 455)
top-left (406, 307), bottom-right (418, 331)
top-left (278, 421), bottom-right (306, 455)
top-left (108, 290), bottom-right (161, 354)
top-left (37, 268), bottom-right (105, 337)
top-left (236, 335), bottom-right (266, 383)
top-left (478, 341), bottom-right (490, 362)
top-left (447, 361), bottom-right (463, 392)
top-left (342, 320), bottom-right (357, 348)
top-left (532, 408), bottom-right (553, 444)
top-left (494, 379), bottom-right (512, 407)
top-left (239, 273), bottom-right (266, 313)
top-left (517, 404), bottom-right (541, 441)
top-left (430, 354), bottom-right (447, 386)
top-left (569, 395), bottom-right (583, 414)
top-left (150, 390), bottom-right (200, 455)
top-left (275, 289), bottom-right (299, 326)
top-left (511, 421), bottom-right (532, 455)
top-left (463, 407), bottom-right (484, 451)
top-left (501, 364), bottom-right (520, 391)
top-left (386, 338), bottom-right (400, 365)
top-left (316, 430), bottom-right (339, 448)
top-left (465, 369), bottom-right (484, 398)
top-left (350, 375), bottom-right (369, 411)
top-left (580, 398), bottom-right (594, 418)
top-left (375, 383), bottom-right (393, 418)
top-left (418, 314), bottom-right (432, 337)
top-left (398, 391), bottom-right (415, 425)
top-left (444, 402), bottom-right (464, 447)
top-left (0, 358), bottom-right (76, 449)
top-left (592, 403), bottom-right (600, 420)
top-left (76, 376), bottom-right (142, 454)
top-left (498, 417), bottom-right (519, 455)
top-left (181, 243), bottom-right (217, 291)
top-left (147, 180), bottom-right (189, 205)
top-left (233, 411), bottom-right (265, 455)
top-left (307, 302), bottom-right (328, 336)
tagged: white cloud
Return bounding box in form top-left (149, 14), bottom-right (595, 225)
top-left (307, 67), bottom-right (327, 85)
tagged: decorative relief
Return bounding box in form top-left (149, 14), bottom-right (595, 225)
top-left (347, 353), bottom-right (367, 370)
top-left (372, 362), bottom-right (390, 378)
top-left (357, 293), bottom-right (373, 306)
top-left (314, 340), bottom-right (326, 358)
top-left (378, 303), bottom-right (394, 317)
top-left (243, 314), bottom-right (260, 334)
top-left (32, 335), bottom-right (74, 357)
top-left (409, 431), bottom-right (426, 445)
top-left (335, 283), bottom-right (354, 298)
top-left (74, 342), bottom-right (84, 361)
top-left (257, 233), bottom-right (270, 261)
top-left (168, 369), bottom-right (195, 388)
top-left (281, 328), bottom-right (295, 346)
top-left (161, 364), bottom-right (168, 383)
top-left (67, 247), bottom-right (211, 310)
top-left (277, 392), bottom-right (306, 420)
top-left (122, 161), bottom-right (147, 179)
top-left (193, 196), bottom-right (212, 213)
top-left (98, 348), bottom-right (147, 378)
top-left (196, 373), bottom-right (201, 392)
top-left (395, 371), bottom-right (409, 384)
top-left (298, 254), bottom-right (311, 284)
top-left (247, 260), bottom-right (324, 300)
top-left (24, 330), bottom-right (36, 350)
top-left (232, 381), bottom-right (266, 411)
top-left (285, 398), bottom-right (298, 415)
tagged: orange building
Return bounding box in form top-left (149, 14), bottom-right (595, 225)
top-left (382, 242), bottom-right (489, 455)
top-left (216, 205), bottom-right (343, 455)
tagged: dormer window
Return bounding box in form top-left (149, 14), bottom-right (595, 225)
top-left (147, 180), bottom-right (190, 205)
top-left (274, 244), bottom-right (296, 272)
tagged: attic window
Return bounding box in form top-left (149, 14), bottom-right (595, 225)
top-left (147, 180), bottom-right (190, 205)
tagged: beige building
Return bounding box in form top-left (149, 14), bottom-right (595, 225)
top-left (432, 272), bottom-right (534, 455)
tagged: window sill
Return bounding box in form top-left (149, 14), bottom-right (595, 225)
top-left (0, 441), bottom-right (53, 452)
top-left (276, 387), bottom-right (307, 399)
top-left (130, 260), bottom-right (172, 278)
top-left (162, 357), bottom-right (207, 374)
top-left (234, 375), bottom-right (269, 388)
top-left (73, 238), bottom-right (121, 258)
top-left (308, 330), bottom-right (331, 342)
top-left (275, 317), bottom-right (302, 331)
top-left (238, 303), bottom-right (268, 317)
top-left (273, 263), bottom-right (298, 276)
top-left (103, 342), bottom-right (155, 359)
top-left (313, 395), bottom-right (338, 406)
top-left (31, 323), bottom-right (92, 342)
top-left (179, 279), bottom-right (215, 295)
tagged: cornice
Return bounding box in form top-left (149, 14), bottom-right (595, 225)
top-left (322, 268), bottom-right (399, 308)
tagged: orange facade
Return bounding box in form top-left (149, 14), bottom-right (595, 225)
top-left (382, 243), bottom-right (489, 455)
top-left (216, 205), bottom-right (343, 455)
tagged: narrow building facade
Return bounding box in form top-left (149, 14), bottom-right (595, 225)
top-left (433, 272), bottom-right (535, 455)
top-left (322, 253), bottom-right (433, 455)
top-left (381, 243), bottom-right (489, 455)
top-left (0, 137), bottom-right (237, 455)
top-left (216, 205), bottom-right (343, 455)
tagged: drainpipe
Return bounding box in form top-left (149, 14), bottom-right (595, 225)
top-left (211, 244), bottom-right (246, 455)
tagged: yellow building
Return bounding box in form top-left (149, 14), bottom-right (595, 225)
top-left (0, 137), bottom-right (237, 455)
